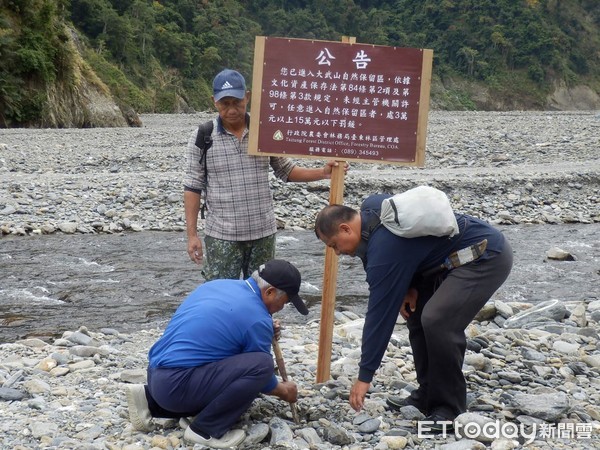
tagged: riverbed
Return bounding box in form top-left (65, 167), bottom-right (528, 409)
top-left (1, 111), bottom-right (599, 342)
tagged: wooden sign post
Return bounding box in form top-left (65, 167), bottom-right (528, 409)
top-left (249, 36), bottom-right (433, 383)
top-left (315, 36), bottom-right (352, 383)
top-left (316, 158), bottom-right (346, 382)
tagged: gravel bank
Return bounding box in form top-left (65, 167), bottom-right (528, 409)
top-left (0, 111), bottom-right (599, 236)
top-left (2, 300), bottom-right (600, 449)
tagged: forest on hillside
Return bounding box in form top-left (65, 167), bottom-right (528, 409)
top-left (1, 0), bottom-right (599, 126)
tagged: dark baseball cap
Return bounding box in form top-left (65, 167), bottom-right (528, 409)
top-left (259, 259), bottom-right (308, 315)
top-left (213, 69), bottom-right (246, 102)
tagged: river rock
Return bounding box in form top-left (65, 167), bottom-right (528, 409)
top-left (380, 434), bottom-right (408, 449)
top-left (552, 340), bottom-right (580, 355)
top-left (508, 389), bottom-right (570, 421)
top-left (2, 112), bottom-right (600, 237)
top-left (490, 440), bottom-right (519, 450)
top-left (17, 338), bottom-right (48, 348)
top-left (57, 222), bottom-right (78, 234)
top-left (23, 379), bottom-right (51, 394)
top-left (455, 412), bottom-right (496, 443)
top-left (546, 247), bottom-right (575, 261)
top-left (493, 300), bottom-right (514, 319)
top-left (297, 427), bottom-right (322, 445)
top-left (269, 417), bottom-right (294, 445)
top-left (68, 345), bottom-right (105, 357)
top-left (502, 299), bottom-right (567, 328)
top-left (244, 423), bottom-right (270, 446)
top-left (581, 354), bottom-right (600, 370)
top-left (570, 302), bottom-right (588, 327)
top-left (520, 348), bottom-right (546, 363)
top-left (476, 304), bottom-right (497, 323)
top-left (440, 440), bottom-right (486, 450)
top-left (0, 111), bottom-right (599, 449)
top-left (120, 369), bottom-right (147, 384)
top-left (67, 360), bottom-right (95, 371)
top-left (2, 321), bottom-right (600, 449)
top-left (30, 421), bottom-right (59, 439)
top-left (357, 417), bottom-right (381, 433)
top-left (400, 405), bottom-right (426, 420)
top-left (0, 386), bottom-right (26, 401)
top-left (0, 205), bottom-right (17, 215)
top-left (321, 423), bottom-right (354, 446)
top-left (65, 330), bottom-right (94, 346)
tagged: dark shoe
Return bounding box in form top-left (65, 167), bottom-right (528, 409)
top-left (424, 412), bottom-right (455, 433)
top-left (386, 394), bottom-right (426, 413)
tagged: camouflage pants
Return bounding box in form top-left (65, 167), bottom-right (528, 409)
top-left (202, 234), bottom-right (276, 281)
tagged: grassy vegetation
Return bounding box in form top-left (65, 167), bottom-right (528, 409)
top-left (1, 0), bottom-right (598, 126)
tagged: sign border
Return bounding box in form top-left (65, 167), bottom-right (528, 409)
top-left (249, 36), bottom-right (432, 166)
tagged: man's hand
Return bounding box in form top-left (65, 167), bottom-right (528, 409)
top-left (288, 161), bottom-right (349, 182)
top-left (187, 236), bottom-right (203, 264)
top-left (269, 380), bottom-right (298, 403)
top-left (322, 160), bottom-right (350, 179)
top-left (400, 287), bottom-right (418, 320)
top-left (349, 380), bottom-right (370, 411)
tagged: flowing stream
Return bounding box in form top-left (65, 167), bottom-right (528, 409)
top-left (1, 224), bottom-right (599, 343)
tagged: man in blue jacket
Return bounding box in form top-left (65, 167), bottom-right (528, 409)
top-left (126, 259), bottom-right (308, 448)
top-left (314, 193), bottom-right (512, 431)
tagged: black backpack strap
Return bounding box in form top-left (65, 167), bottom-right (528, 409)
top-left (195, 119), bottom-right (214, 156)
top-left (194, 120), bottom-right (214, 219)
top-left (360, 212), bottom-right (382, 242)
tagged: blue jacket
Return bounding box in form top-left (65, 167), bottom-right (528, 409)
top-left (148, 278), bottom-right (278, 392)
top-left (357, 194), bottom-right (506, 382)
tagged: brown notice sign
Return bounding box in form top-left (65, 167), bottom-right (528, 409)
top-left (249, 36), bottom-right (432, 165)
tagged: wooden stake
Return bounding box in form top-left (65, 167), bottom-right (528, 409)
top-left (272, 338), bottom-right (300, 424)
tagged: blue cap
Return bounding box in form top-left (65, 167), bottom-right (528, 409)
top-left (213, 69), bottom-right (246, 102)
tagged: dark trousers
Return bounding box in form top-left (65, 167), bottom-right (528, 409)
top-left (145, 352), bottom-right (274, 438)
top-left (407, 240), bottom-right (513, 418)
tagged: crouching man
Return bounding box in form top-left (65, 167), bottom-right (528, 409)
top-left (126, 259), bottom-right (308, 448)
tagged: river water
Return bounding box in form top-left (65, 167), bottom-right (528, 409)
top-left (1, 224), bottom-right (599, 343)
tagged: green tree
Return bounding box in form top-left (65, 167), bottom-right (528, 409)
top-left (458, 46), bottom-right (478, 77)
top-left (0, 14), bottom-right (23, 125)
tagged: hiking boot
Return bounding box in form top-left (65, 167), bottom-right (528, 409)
top-left (183, 427), bottom-right (245, 448)
top-left (424, 412), bottom-right (455, 433)
top-left (126, 384), bottom-right (154, 432)
top-left (386, 394), bottom-right (426, 413)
